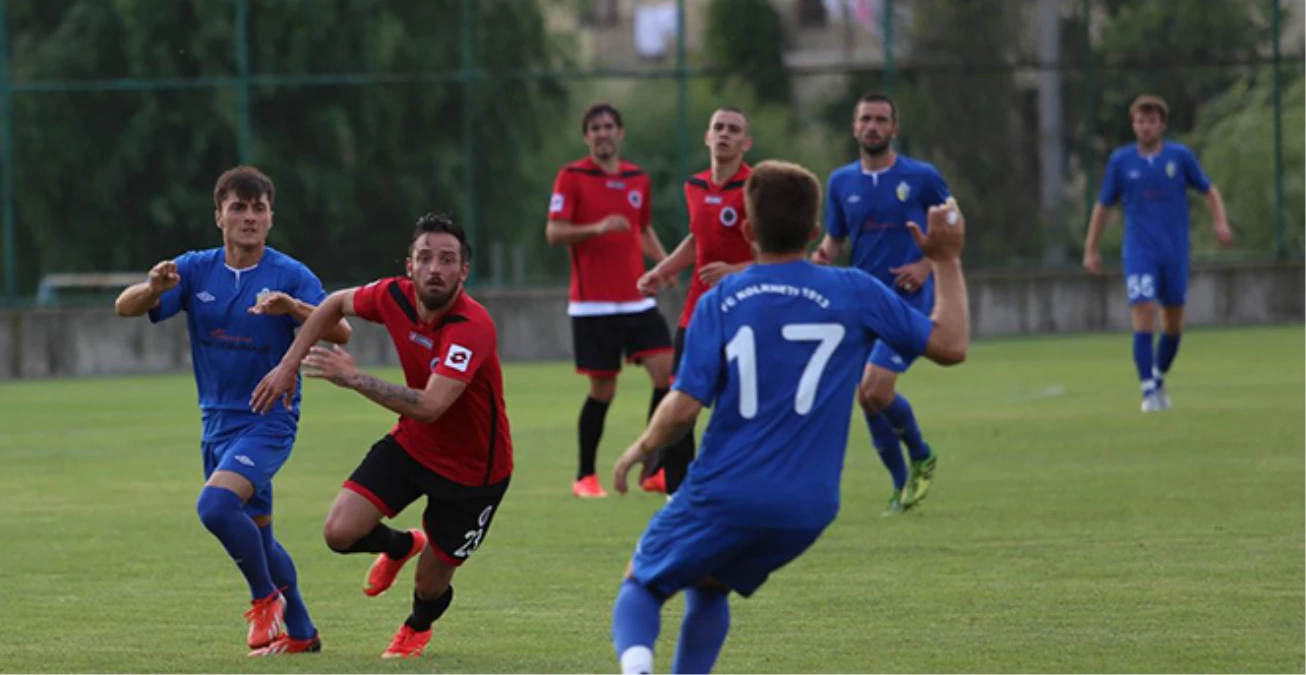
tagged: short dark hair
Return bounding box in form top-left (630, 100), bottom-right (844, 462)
top-left (411, 212), bottom-right (473, 263)
top-left (581, 102), bottom-right (623, 134)
top-left (213, 165), bottom-right (274, 210)
top-left (744, 161), bottom-right (822, 255)
top-left (856, 93), bottom-right (897, 123)
top-left (1130, 94), bottom-right (1169, 122)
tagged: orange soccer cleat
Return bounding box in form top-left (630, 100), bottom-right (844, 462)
top-left (381, 624), bottom-right (432, 659)
top-left (244, 592), bottom-right (286, 649)
top-left (572, 474), bottom-right (608, 499)
top-left (364, 528), bottom-right (428, 597)
top-left (640, 468), bottom-right (667, 494)
top-left (248, 632), bottom-right (322, 656)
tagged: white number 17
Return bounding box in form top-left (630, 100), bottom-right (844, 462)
top-left (725, 322), bottom-right (845, 419)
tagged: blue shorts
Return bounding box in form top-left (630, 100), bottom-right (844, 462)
top-left (630, 495), bottom-right (825, 598)
top-left (201, 427), bottom-right (295, 517)
top-left (868, 282), bottom-right (932, 374)
top-left (1123, 255), bottom-right (1188, 306)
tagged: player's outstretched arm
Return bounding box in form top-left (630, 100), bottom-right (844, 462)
top-left (638, 233), bottom-right (694, 295)
top-left (114, 260), bottom-right (180, 317)
top-left (613, 391), bottom-right (703, 494)
top-left (250, 288), bottom-right (358, 413)
top-left (907, 200), bottom-right (968, 366)
top-left (302, 347), bottom-right (467, 424)
top-left (1082, 203), bottom-right (1112, 274)
top-left (248, 291), bottom-right (353, 344)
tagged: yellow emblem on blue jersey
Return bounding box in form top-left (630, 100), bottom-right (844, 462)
top-left (1165, 160), bottom-right (1177, 178)
top-left (896, 181), bottom-right (911, 202)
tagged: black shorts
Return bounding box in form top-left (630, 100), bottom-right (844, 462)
top-left (571, 308), bottom-right (673, 376)
top-left (345, 435), bottom-right (510, 567)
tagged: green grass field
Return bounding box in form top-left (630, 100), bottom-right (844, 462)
top-left (0, 326), bottom-right (1302, 673)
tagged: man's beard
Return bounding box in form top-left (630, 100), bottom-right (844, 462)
top-left (417, 279), bottom-right (461, 311)
top-left (860, 138), bottom-right (892, 156)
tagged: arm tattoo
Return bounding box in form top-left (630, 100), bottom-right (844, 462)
top-left (349, 372), bottom-right (422, 407)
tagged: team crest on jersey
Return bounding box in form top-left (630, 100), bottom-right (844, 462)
top-left (1165, 161), bottom-right (1177, 178)
top-left (627, 189), bottom-right (643, 209)
top-left (720, 206), bottom-right (739, 227)
top-left (896, 181), bottom-right (911, 202)
top-left (429, 356), bottom-right (441, 370)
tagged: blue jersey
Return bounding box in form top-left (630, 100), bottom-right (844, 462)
top-left (149, 246), bottom-right (328, 440)
top-left (823, 156), bottom-right (951, 294)
top-left (1098, 141), bottom-right (1211, 262)
top-left (673, 261), bottom-right (935, 529)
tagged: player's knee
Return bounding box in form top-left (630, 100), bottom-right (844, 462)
top-left (857, 381), bottom-right (893, 414)
top-left (321, 519), bottom-right (359, 553)
top-left (195, 486), bottom-right (239, 532)
top-left (589, 377), bottom-right (617, 402)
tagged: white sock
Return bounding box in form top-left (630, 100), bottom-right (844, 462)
top-left (620, 646), bottom-right (654, 674)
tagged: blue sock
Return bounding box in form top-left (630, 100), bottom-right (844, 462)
top-left (673, 587), bottom-right (730, 675)
top-left (612, 579), bottom-right (663, 674)
top-left (866, 411), bottom-right (907, 490)
top-left (1156, 333), bottom-right (1181, 384)
top-left (196, 486), bottom-right (277, 600)
top-left (881, 394), bottom-right (929, 462)
top-left (1132, 331), bottom-right (1156, 395)
top-left (260, 524), bottom-right (316, 640)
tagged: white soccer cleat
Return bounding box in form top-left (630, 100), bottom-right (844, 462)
top-left (1153, 386), bottom-right (1172, 411)
top-left (1140, 392), bottom-right (1164, 413)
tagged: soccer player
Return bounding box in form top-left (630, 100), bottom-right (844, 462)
top-left (113, 165), bottom-right (352, 655)
top-left (811, 93), bottom-right (952, 513)
top-left (547, 102), bottom-right (675, 498)
top-left (610, 160), bottom-right (969, 675)
top-left (1084, 94), bottom-right (1232, 412)
top-left (251, 213), bottom-right (512, 660)
top-left (637, 106), bottom-right (755, 494)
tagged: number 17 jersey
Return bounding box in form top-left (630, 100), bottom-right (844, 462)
top-left (673, 260), bottom-right (934, 529)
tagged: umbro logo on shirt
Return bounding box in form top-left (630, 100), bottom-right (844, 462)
top-left (196, 291), bottom-right (216, 303)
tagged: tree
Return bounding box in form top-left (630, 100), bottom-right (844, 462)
top-left (1184, 72), bottom-right (1305, 257)
top-left (5, 0), bottom-right (570, 294)
top-left (703, 0), bottom-right (792, 107)
top-left (1093, 0), bottom-right (1263, 146)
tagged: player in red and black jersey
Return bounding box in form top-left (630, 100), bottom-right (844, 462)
top-left (253, 213), bottom-right (511, 660)
top-left (546, 102), bottom-right (675, 498)
top-left (637, 107), bottom-right (755, 494)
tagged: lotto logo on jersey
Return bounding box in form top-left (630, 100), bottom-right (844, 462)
top-left (627, 190), bottom-right (643, 209)
top-left (720, 206), bottom-right (739, 227)
top-left (445, 344), bottom-right (473, 372)
top-left (549, 193), bottom-right (564, 213)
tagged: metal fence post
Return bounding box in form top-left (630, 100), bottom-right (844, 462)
top-left (1271, 0), bottom-right (1285, 259)
top-left (1082, 0), bottom-right (1095, 228)
top-left (0, 0), bottom-right (13, 306)
top-left (674, 0), bottom-right (689, 238)
top-left (235, 0), bottom-right (252, 164)
top-left (462, 0), bottom-right (479, 284)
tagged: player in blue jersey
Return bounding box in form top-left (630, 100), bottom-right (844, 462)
top-left (811, 93), bottom-right (952, 514)
top-left (114, 166), bottom-right (352, 655)
top-left (608, 160), bottom-right (970, 674)
top-left (1084, 94), bottom-right (1232, 412)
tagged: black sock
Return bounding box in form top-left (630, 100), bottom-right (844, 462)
top-left (405, 586), bottom-right (454, 632)
top-left (338, 524), bottom-right (413, 559)
top-left (663, 426), bottom-right (696, 494)
top-left (578, 396), bottom-right (610, 479)
top-left (646, 388), bottom-right (670, 472)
